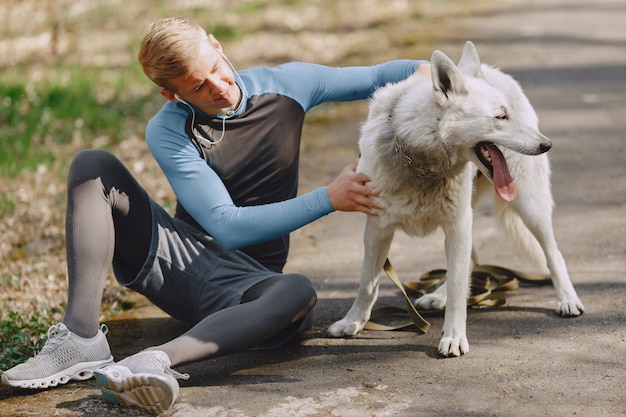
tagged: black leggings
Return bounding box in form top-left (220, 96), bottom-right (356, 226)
top-left (63, 149), bottom-right (316, 366)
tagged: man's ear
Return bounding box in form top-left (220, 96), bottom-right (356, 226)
top-left (208, 34), bottom-right (223, 52)
top-left (161, 88), bottom-right (178, 102)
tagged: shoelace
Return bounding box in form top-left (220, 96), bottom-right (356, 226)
top-left (35, 323), bottom-right (108, 358)
top-left (165, 367), bottom-right (190, 381)
top-left (148, 354), bottom-right (190, 380)
top-left (37, 324), bottom-right (70, 356)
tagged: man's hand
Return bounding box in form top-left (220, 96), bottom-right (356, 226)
top-left (326, 159), bottom-right (381, 215)
top-left (412, 62), bottom-right (431, 80)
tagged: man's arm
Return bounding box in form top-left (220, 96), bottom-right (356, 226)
top-left (275, 60), bottom-right (429, 110)
top-left (147, 119), bottom-right (379, 250)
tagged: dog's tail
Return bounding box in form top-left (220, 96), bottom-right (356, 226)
top-left (495, 201), bottom-right (548, 272)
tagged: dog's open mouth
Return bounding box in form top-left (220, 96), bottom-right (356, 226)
top-left (475, 142), bottom-right (517, 202)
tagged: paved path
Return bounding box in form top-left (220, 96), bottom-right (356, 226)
top-left (1, 1), bottom-right (624, 416)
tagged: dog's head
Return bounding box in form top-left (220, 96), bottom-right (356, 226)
top-left (430, 41), bottom-right (552, 202)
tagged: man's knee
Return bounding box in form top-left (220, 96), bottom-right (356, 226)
top-left (69, 149), bottom-right (119, 180)
top-left (283, 273), bottom-right (317, 310)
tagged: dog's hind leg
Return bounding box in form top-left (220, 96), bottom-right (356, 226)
top-left (511, 201), bottom-right (584, 316)
top-left (471, 172), bottom-right (495, 265)
top-left (327, 219), bottom-right (395, 337)
top-left (508, 162), bottom-right (584, 316)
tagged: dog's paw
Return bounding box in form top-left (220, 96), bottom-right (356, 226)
top-left (438, 334), bottom-right (469, 357)
top-left (414, 293), bottom-right (446, 311)
top-left (556, 297), bottom-right (585, 317)
top-left (327, 319), bottom-right (364, 338)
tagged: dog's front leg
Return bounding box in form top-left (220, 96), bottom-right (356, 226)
top-left (439, 217), bottom-right (473, 357)
top-left (327, 219), bottom-right (394, 337)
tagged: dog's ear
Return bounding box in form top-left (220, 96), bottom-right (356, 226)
top-left (457, 41), bottom-right (484, 78)
top-left (430, 50), bottom-right (467, 106)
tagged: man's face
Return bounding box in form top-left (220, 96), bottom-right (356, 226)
top-left (167, 36), bottom-right (241, 116)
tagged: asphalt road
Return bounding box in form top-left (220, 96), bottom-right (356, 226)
top-left (1, 0), bottom-right (624, 416)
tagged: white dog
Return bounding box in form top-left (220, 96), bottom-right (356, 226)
top-left (327, 41), bottom-right (585, 357)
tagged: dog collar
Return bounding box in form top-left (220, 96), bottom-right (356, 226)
top-left (393, 133), bottom-right (440, 178)
top-left (387, 107), bottom-right (442, 178)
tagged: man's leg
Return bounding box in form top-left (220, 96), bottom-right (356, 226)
top-left (157, 273), bottom-right (316, 366)
top-left (2, 149), bottom-right (153, 389)
top-left (64, 149), bottom-right (152, 337)
top-left (95, 265), bottom-right (317, 415)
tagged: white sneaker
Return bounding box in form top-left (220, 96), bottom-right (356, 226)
top-left (1, 323), bottom-right (114, 389)
top-left (95, 350), bottom-right (190, 415)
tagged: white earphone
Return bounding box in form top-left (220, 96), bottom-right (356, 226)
top-left (173, 48), bottom-right (246, 148)
top-left (176, 96), bottom-right (227, 147)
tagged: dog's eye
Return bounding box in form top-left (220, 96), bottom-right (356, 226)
top-left (496, 107), bottom-right (509, 120)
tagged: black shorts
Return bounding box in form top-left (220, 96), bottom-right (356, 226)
top-left (112, 198), bottom-right (278, 324)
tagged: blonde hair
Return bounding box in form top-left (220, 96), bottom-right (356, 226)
top-left (138, 17), bottom-right (207, 91)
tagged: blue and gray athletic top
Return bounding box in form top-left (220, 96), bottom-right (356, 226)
top-left (146, 60), bottom-right (425, 271)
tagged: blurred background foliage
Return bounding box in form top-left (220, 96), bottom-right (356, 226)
top-left (0, 0), bottom-right (445, 177)
top-left (0, 0), bottom-right (251, 178)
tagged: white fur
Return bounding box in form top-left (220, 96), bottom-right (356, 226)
top-left (326, 42), bottom-right (584, 357)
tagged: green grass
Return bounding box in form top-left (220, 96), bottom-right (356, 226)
top-left (0, 64), bottom-right (157, 178)
top-left (0, 310), bottom-right (57, 373)
top-left (0, 195), bottom-right (15, 218)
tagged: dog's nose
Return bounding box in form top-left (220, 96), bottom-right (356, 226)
top-left (540, 141), bottom-right (552, 153)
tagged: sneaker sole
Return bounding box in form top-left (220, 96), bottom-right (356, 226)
top-left (1, 356), bottom-right (114, 389)
top-left (94, 366), bottom-right (178, 415)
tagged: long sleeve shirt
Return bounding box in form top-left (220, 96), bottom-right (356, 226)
top-left (146, 60), bottom-right (426, 270)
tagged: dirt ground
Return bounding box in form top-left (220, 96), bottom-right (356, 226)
top-left (1, 0), bottom-right (625, 416)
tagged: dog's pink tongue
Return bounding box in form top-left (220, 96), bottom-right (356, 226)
top-left (487, 144), bottom-right (517, 202)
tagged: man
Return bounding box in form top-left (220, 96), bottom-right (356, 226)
top-left (1, 16), bottom-right (428, 415)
